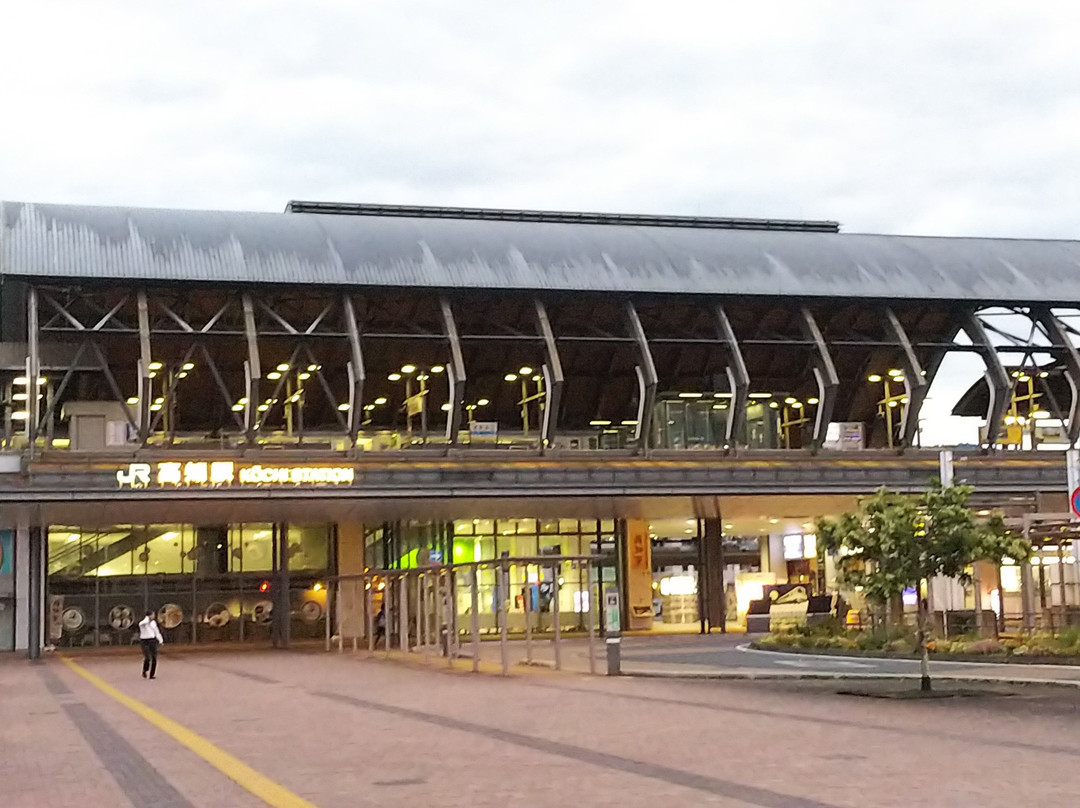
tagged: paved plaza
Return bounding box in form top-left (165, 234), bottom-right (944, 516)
top-left (4, 643), bottom-right (1080, 807)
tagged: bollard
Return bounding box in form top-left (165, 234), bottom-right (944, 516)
top-left (605, 586), bottom-right (621, 675)
top-left (497, 561), bottom-right (509, 675)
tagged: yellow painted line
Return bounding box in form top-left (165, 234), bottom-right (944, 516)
top-left (60, 656), bottom-right (317, 808)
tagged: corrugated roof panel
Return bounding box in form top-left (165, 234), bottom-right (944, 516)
top-left (4, 200), bottom-right (1080, 302)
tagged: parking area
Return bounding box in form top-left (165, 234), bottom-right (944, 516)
top-left (4, 645), bottom-right (1080, 807)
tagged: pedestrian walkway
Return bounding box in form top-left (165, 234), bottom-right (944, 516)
top-left (6, 645), bottom-right (1080, 807)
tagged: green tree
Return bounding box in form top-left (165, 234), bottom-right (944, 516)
top-left (816, 481), bottom-right (1029, 691)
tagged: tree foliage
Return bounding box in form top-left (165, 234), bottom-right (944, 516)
top-left (815, 480), bottom-right (1030, 607)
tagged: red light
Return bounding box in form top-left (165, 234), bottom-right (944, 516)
top-left (259, 581), bottom-right (270, 592)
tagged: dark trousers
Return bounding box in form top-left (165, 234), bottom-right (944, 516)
top-left (140, 639), bottom-right (158, 677)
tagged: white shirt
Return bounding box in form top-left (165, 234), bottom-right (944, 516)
top-left (138, 616), bottom-right (164, 643)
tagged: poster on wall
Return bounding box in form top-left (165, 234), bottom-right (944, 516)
top-left (625, 519), bottom-right (654, 630)
top-left (0, 531), bottom-right (12, 597)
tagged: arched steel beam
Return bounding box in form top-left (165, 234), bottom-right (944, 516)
top-left (534, 299), bottom-right (563, 451)
top-left (343, 295), bottom-right (366, 444)
top-left (713, 303), bottom-right (749, 447)
top-left (1034, 307), bottom-right (1080, 446)
top-left (799, 307), bottom-right (839, 449)
top-left (883, 307), bottom-right (929, 449)
top-left (962, 310), bottom-right (1011, 449)
top-left (624, 301), bottom-right (658, 452)
top-left (242, 292), bottom-right (261, 445)
top-left (440, 297), bottom-right (466, 445)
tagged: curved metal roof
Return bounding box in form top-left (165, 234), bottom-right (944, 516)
top-left (4, 200), bottom-right (1080, 302)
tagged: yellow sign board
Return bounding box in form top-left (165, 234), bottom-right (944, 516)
top-left (116, 461), bottom-right (355, 489)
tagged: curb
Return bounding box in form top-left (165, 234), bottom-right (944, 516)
top-left (621, 668), bottom-right (1080, 688)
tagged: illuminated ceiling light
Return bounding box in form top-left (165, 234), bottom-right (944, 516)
top-left (792, 402), bottom-right (804, 409)
top-left (784, 397), bottom-right (797, 404)
top-left (338, 403), bottom-right (350, 411)
top-left (298, 372), bottom-right (311, 380)
top-left (887, 400), bottom-right (898, 408)
top-left (181, 362), bottom-right (195, 371)
top-left (125, 396), bottom-right (138, 405)
top-left (713, 392), bottom-right (732, 398)
top-left (150, 403), bottom-right (163, 412)
top-left (257, 403), bottom-right (270, 412)
top-left (388, 373), bottom-right (402, 381)
top-left (686, 519), bottom-right (696, 525)
top-left (266, 371), bottom-right (282, 380)
top-left (590, 420), bottom-right (612, 426)
top-left (231, 403), bottom-right (244, 412)
top-left (276, 363), bottom-right (290, 372)
top-left (431, 365), bottom-right (445, 373)
top-left (749, 392), bottom-right (772, 399)
top-left (401, 364), bottom-right (417, 374)
top-left (148, 371), bottom-right (157, 379)
top-left (1039, 371), bottom-right (1049, 378)
top-left (532, 375), bottom-right (542, 382)
top-left (711, 404), bottom-right (727, 410)
top-left (504, 373), bottom-right (518, 382)
top-left (307, 363), bottom-right (320, 372)
top-left (888, 368), bottom-right (903, 377)
top-left (867, 374), bottom-right (882, 383)
top-left (441, 403), bottom-right (452, 412)
top-left (476, 398), bottom-right (490, 406)
top-left (417, 374), bottom-right (429, 381)
top-left (621, 420), bottom-right (638, 425)
top-left (1032, 410), bottom-right (1050, 420)
top-left (374, 397), bottom-right (388, 405)
top-left (808, 397), bottom-right (819, 405)
top-left (724, 523), bottom-right (733, 530)
top-left (519, 366), bottom-right (533, 376)
top-left (176, 371), bottom-right (188, 379)
top-left (12, 393), bottom-right (27, 401)
top-left (1010, 370), bottom-right (1021, 378)
top-left (238, 397), bottom-right (248, 405)
top-left (678, 392), bottom-right (703, 398)
top-left (769, 518), bottom-right (779, 524)
top-left (768, 401), bottom-right (779, 409)
top-left (363, 404), bottom-right (375, 411)
top-left (13, 377), bottom-right (27, 385)
top-left (1018, 374), bottom-right (1031, 383)
top-left (893, 375), bottom-right (905, 382)
top-left (1004, 415), bottom-right (1017, 425)
top-left (900, 397), bottom-right (909, 404)
top-left (154, 397), bottom-right (164, 404)
top-left (148, 361), bottom-right (163, 371)
top-left (10, 411), bottom-right (28, 420)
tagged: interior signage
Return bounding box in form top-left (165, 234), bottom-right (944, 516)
top-left (116, 461), bottom-right (355, 489)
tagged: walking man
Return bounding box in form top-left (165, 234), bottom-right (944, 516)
top-left (138, 609), bottom-right (164, 679)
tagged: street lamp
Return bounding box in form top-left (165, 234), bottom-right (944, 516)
top-left (868, 370), bottom-right (910, 448)
top-left (504, 367), bottom-right (544, 436)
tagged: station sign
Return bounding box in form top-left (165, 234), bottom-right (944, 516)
top-left (116, 461), bottom-right (355, 489)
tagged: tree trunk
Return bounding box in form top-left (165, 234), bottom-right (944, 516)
top-left (917, 583), bottom-right (932, 692)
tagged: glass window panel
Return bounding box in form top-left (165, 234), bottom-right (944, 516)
top-left (539, 520), bottom-right (559, 535)
top-left (474, 519), bottom-right (494, 535)
top-left (93, 528), bottom-right (140, 577)
top-left (48, 527), bottom-right (86, 577)
top-left (145, 526), bottom-right (184, 575)
top-left (288, 524), bottom-right (330, 572)
top-left (242, 524), bottom-right (274, 572)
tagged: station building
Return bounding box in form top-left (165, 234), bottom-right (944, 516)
top-left (0, 199), bottom-right (1075, 654)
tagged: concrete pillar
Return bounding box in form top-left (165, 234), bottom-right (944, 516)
top-left (622, 518), bottom-right (653, 631)
top-left (336, 522), bottom-right (365, 643)
top-left (14, 519), bottom-right (29, 652)
top-left (701, 518), bottom-right (726, 630)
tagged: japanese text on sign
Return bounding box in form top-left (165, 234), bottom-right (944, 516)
top-left (116, 461), bottom-right (355, 488)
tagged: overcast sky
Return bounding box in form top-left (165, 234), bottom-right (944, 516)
top-left (3, 1), bottom-right (1078, 444)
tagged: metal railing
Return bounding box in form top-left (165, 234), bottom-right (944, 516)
top-left (327, 555), bottom-right (600, 675)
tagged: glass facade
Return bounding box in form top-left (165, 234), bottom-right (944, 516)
top-left (46, 523), bottom-right (332, 648)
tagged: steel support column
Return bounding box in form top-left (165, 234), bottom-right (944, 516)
top-left (1035, 308), bottom-right (1080, 446)
top-left (624, 301), bottom-right (657, 452)
top-left (962, 311), bottom-right (1011, 448)
top-left (27, 286), bottom-right (40, 450)
top-left (883, 307), bottom-right (929, 449)
top-left (136, 290), bottom-right (153, 443)
top-left (242, 293), bottom-right (261, 444)
top-left (343, 295), bottom-right (366, 444)
top-left (714, 303), bottom-right (749, 447)
top-left (799, 307), bottom-right (839, 449)
top-left (440, 297), bottom-right (466, 444)
top-left (534, 299), bottom-right (563, 450)
top-left (27, 526), bottom-right (41, 661)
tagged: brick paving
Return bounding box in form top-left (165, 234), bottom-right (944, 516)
top-left (4, 645), bottom-right (1080, 806)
